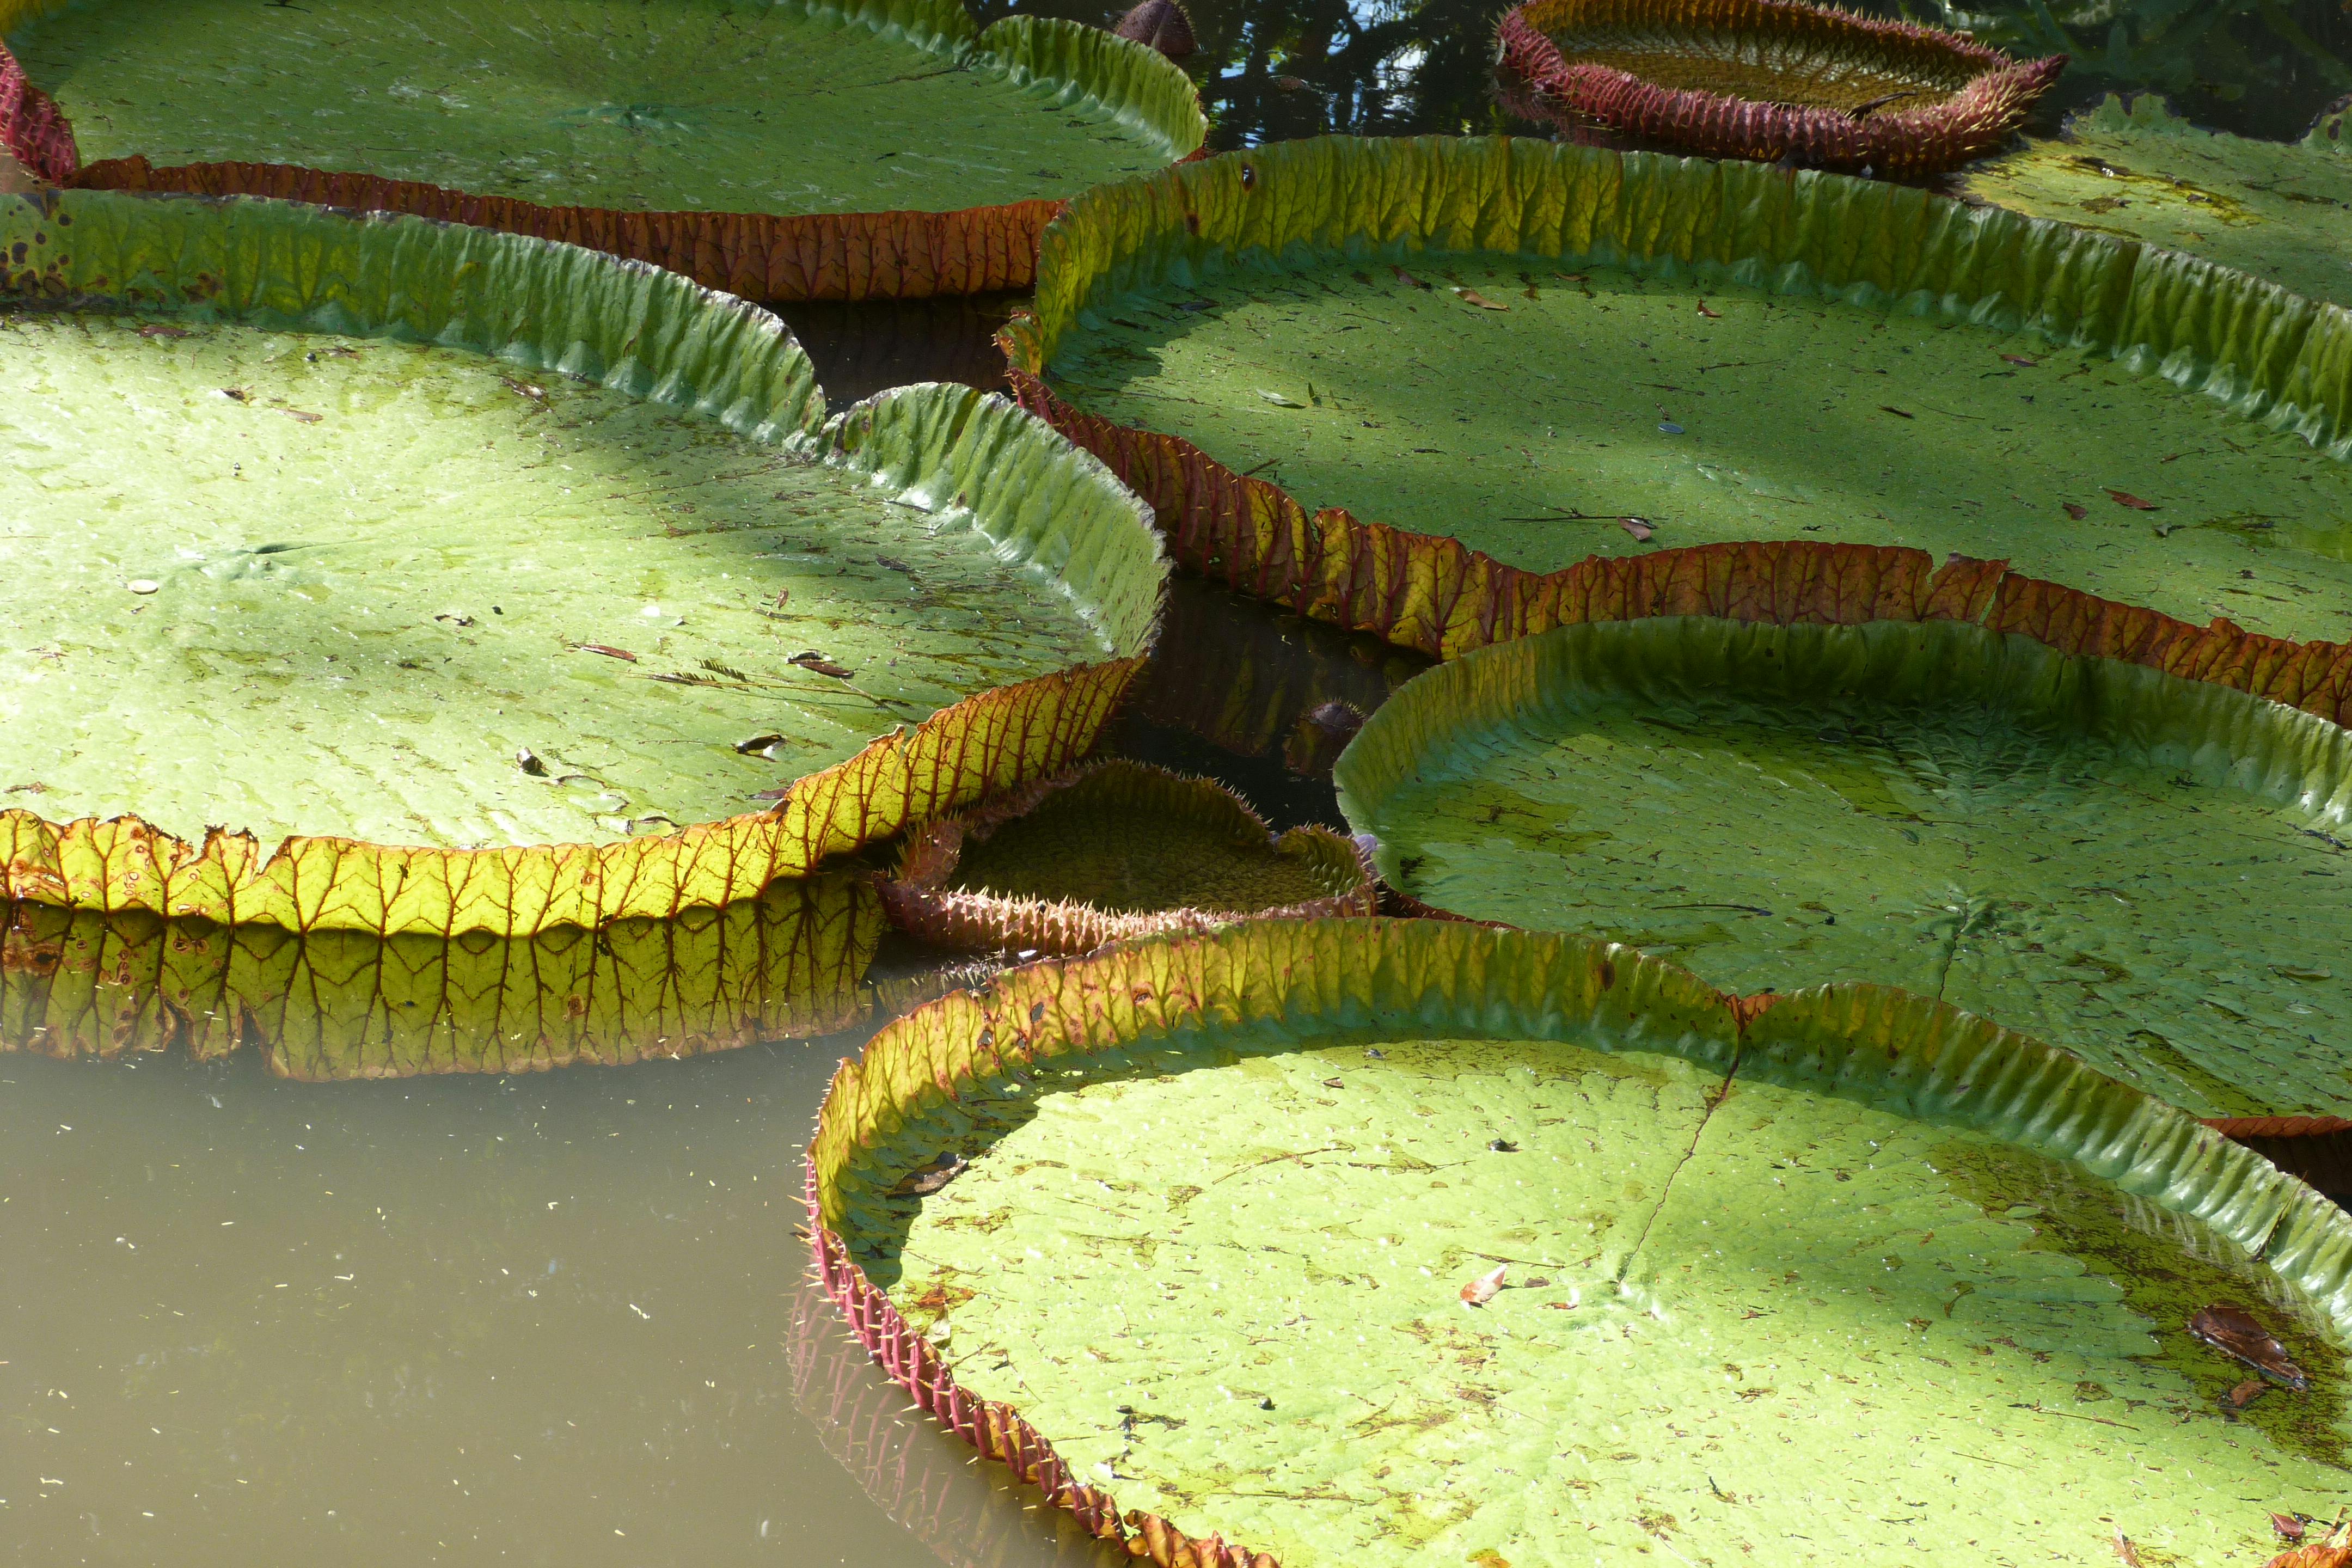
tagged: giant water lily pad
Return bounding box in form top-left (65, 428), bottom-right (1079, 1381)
top-left (1006, 136), bottom-right (2352, 657)
top-left (812, 920), bottom-right (2352, 1567)
top-left (1336, 615), bottom-right (2352, 1119)
top-left (0, 0), bottom-right (1205, 299)
top-left (1961, 94), bottom-right (2352, 308)
top-left (0, 190), bottom-right (1164, 936)
top-left (880, 758), bottom-right (1375, 954)
top-left (1495, 0), bottom-right (2063, 175)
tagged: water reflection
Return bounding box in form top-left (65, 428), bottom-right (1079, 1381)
top-left (785, 1281), bottom-right (1124, 1568)
top-left (0, 875), bottom-right (878, 1080)
top-left (0, 1036), bottom-right (1026, 1566)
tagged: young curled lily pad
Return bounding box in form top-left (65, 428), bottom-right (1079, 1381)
top-left (1335, 615), bottom-right (2352, 1119)
top-left (879, 758), bottom-right (1375, 955)
top-left (0, 0), bottom-right (1206, 300)
top-left (1496, 0), bottom-right (2063, 175)
top-left (1959, 94), bottom-right (2352, 309)
top-left (0, 189), bottom-right (1166, 939)
top-left (810, 919), bottom-right (2352, 1567)
top-left (1006, 136), bottom-right (2352, 657)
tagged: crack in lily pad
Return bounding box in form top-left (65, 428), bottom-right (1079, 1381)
top-left (1336, 616), bottom-right (2352, 1118)
top-left (2, 0), bottom-right (1194, 217)
top-left (814, 920), bottom-right (2352, 1568)
top-left (1961, 94), bottom-right (2352, 309)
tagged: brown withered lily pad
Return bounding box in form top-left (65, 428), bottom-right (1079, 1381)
top-left (878, 759), bottom-right (1375, 955)
top-left (1496, 0), bottom-right (2063, 175)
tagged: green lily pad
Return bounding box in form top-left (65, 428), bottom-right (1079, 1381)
top-left (815, 920), bottom-right (2352, 1567)
top-left (880, 758), bottom-right (1375, 954)
top-left (1959, 94), bottom-right (2352, 308)
top-left (0, 189), bottom-right (1164, 936)
top-left (2, 0), bottom-right (1201, 218)
top-left (1336, 615), bottom-right (2352, 1119)
top-left (1008, 137), bottom-right (2352, 651)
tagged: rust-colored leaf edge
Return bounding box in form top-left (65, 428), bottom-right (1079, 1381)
top-left (1002, 136), bottom-right (2352, 701)
top-left (805, 918), bottom-right (2352, 1566)
top-left (877, 757), bottom-right (1378, 955)
top-left (0, 1), bottom-right (1208, 301)
top-left (0, 191), bottom-right (1168, 938)
top-left (1493, 0), bottom-right (2063, 175)
top-left (1008, 375), bottom-right (2352, 728)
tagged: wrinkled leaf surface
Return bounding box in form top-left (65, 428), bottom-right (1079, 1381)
top-left (1337, 617), bottom-right (2352, 1117)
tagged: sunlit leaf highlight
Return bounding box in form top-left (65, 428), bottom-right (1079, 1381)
top-left (1004, 135), bottom-right (2352, 659)
top-left (0, 190), bottom-right (1166, 938)
top-left (809, 918), bottom-right (2352, 1567)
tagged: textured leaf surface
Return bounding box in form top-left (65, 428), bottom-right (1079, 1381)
top-left (1008, 137), bottom-right (2352, 651)
top-left (2, 0), bottom-right (1198, 217)
top-left (0, 191), bottom-right (1165, 934)
top-left (1961, 95), bottom-right (2352, 309)
top-left (1337, 616), bottom-right (2352, 1118)
top-left (813, 920), bottom-right (2352, 1568)
top-left (880, 759), bottom-right (1374, 954)
top-left (0, 872), bottom-right (878, 1078)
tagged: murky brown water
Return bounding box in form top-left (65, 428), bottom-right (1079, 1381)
top-left (0, 1032), bottom-right (1140, 1566)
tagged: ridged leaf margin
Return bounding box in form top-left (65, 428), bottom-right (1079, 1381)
top-left (0, 191), bottom-right (1167, 937)
top-left (807, 917), bottom-right (2352, 1565)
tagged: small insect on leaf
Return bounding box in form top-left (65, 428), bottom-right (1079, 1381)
top-left (503, 377), bottom-right (548, 401)
top-left (2106, 488), bottom-right (2159, 510)
top-left (434, 611), bottom-right (475, 627)
top-left (572, 643), bottom-right (638, 662)
top-left (1487, 1138), bottom-right (1518, 1152)
top-left (516, 748), bottom-right (548, 777)
top-left (1454, 287), bottom-right (1509, 311)
top-left (733, 732), bottom-right (785, 755)
top-left (218, 387), bottom-right (250, 402)
top-left (1392, 264), bottom-right (1431, 290)
top-left (2226, 1379), bottom-right (2269, 1409)
top-left (1620, 517), bottom-right (1655, 542)
top-left (138, 323), bottom-right (191, 340)
top-left (789, 651), bottom-right (854, 679)
top-left (1461, 1264), bottom-right (1507, 1308)
top-left (1320, 1077), bottom-right (1344, 1088)
top-left (2273, 1515), bottom-right (2310, 1543)
top-left (2188, 1302), bottom-right (2309, 1390)
top-left (771, 589), bottom-right (789, 611)
top-left (1255, 389), bottom-right (1306, 408)
top-left (2000, 353), bottom-right (2039, 367)
top-left (1696, 300), bottom-right (1722, 318)
top-left (892, 1153), bottom-right (967, 1197)
top-left (2061, 501), bottom-right (2088, 520)
top-left (277, 407), bottom-right (323, 424)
